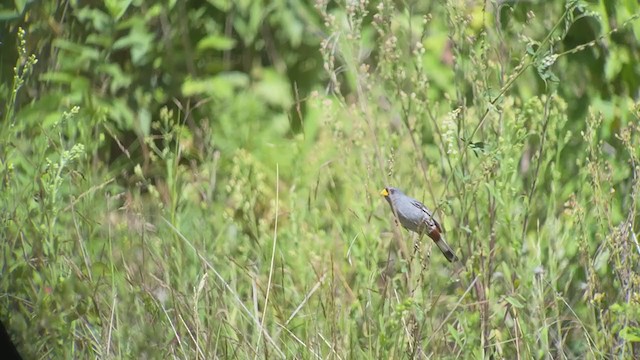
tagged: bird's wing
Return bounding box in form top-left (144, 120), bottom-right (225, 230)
top-left (410, 199), bottom-right (443, 232)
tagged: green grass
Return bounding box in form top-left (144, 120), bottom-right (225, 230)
top-left (2, 0), bottom-right (640, 358)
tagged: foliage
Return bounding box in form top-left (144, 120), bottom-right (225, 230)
top-left (1, 0), bottom-right (640, 358)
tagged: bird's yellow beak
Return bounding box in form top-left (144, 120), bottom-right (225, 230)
top-left (380, 188), bottom-right (389, 197)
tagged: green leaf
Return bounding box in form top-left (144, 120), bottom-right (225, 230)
top-left (95, 63), bottom-right (132, 93)
top-left (52, 39), bottom-right (101, 59)
top-left (447, 324), bottom-right (462, 344)
top-left (39, 71), bottom-right (77, 85)
top-left (138, 108), bottom-right (151, 137)
top-left (74, 7), bottom-right (112, 32)
top-left (526, 42), bottom-right (538, 56)
top-left (253, 70), bottom-right (292, 108)
top-left (610, 303), bottom-right (624, 313)
top-left (620, 327), bottom-right (640, 342)
top-left (113, 21), bottom-right (154, 65)
top-left (0, 10), bottom-right (21, 21)
top-left (280, 9), bottom-right (303, 47)
top-left (109, 98), bottom-right (135, 130)
top-left (604, 48), bottom-right (629, 81)
top-left (504, 295), bottom-right (525, 309)
top-left (181, 72), bottom-right (249, 98)
top-left (207, 0), bottom-right (231, 11)
top-left (105, 0), bottom-right (132, 21)
top-left (197, 35), bottom-right (236, 51)
top-left (14, 0), bottom-right (28, 13)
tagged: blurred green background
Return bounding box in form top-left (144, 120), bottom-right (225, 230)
top-left (1, 0), bottom-right (640, 358)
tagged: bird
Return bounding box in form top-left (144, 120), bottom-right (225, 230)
top-left (381, 186), bottom-right (458, 262)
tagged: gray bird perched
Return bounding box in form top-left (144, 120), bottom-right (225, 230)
top-left (381, 186), bottom-right (458, 262)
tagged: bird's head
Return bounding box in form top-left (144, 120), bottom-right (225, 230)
top-left (380, 186), bottom-right (400, 198)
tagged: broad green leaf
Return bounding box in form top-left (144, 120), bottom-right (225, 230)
top-left (0, 10), bottom-right (21, 21)
top-left (620, 327), bottom-right (640, 342)
top-left (14, 0), bottom-right (27, 13)
top-left (105, 0), bottom-right (131, 21)
top-left (197, 35), bottom-right (236, 51)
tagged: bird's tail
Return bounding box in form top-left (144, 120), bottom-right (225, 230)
top-left (434, 237), bottom-right (458, 263)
